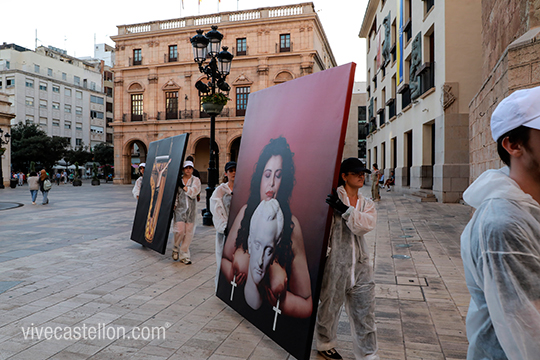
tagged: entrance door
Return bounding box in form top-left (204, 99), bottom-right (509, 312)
top-left (406, 131), bottom-right (413, 186)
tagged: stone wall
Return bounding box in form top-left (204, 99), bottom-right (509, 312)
top-left (469, 28), bottom-right (540, 182)
top-left (481, 0), bottom-right (540, 80)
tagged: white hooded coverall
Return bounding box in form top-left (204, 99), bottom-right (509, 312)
top-left (132, 176), bottom-right (143, 199)
top-left (173, 176), bottom-right (201, 258)
top-left (316, 186), bottom-right (379, 360)
top-left (210, 182), bottom-right (233, 290)
top-left (461, 167), bottom-right (540, 360)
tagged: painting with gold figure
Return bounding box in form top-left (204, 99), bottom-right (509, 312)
top-left (131, 134), bottom-right (189, 254)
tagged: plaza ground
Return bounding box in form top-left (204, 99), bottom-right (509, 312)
top-left (0, 181), bottom-right (471, 359)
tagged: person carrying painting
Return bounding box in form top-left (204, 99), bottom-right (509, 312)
top-left (316, 157), bottom-right (379, 360)
top-left (172, 160), bottom-right (201, 264)
top-left (210, 161), bottom-right (236, 290)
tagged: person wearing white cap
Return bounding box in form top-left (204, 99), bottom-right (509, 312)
top-left (132, 163), bottom-right (145, 200)
top-left (316, 157), bottom-right (379, 360)
top-left (461, 86), bottom-right (540, 360)
top-left (172, 160), bottom-right (201, 264)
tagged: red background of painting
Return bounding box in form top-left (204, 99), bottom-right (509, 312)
top-left (227, 63), bottom-right (356, 292)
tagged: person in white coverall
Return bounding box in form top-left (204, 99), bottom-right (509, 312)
top-left (316, 157), bottom-right (379, 360)
top-left (210, 161), bottom-right (236, 290)
top-left (132, 163), bottom-right (145, 199)
top-left (172, 160), bottom-right (201, 264)
top-left (461, 86), bottom-right (540, 360)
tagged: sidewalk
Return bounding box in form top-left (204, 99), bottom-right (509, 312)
top-left (0, 182), bottom-right (472, 359)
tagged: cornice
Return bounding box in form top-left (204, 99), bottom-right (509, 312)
top-left (359, 0), bottom-right (378, 38)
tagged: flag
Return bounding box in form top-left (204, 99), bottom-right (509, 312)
top-left (397, 0), bottom-right (404, 85)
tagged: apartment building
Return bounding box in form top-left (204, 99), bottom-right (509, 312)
top-left (359, 0), bottom-right (482, 202)
top-left (0, 43), bottom-right (106, 149)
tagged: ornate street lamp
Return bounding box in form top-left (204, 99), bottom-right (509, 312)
top-left (0, 128), bottom-right (11, 189)
top-left (191, 25), bottom-right (234, 226)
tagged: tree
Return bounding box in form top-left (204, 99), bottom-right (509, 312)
top-left (92, 143), bottom-right (114, 165)
top-left (64, 144), bottom-right (93, 167)
top-left (10, 123), bottom-right (69, 172)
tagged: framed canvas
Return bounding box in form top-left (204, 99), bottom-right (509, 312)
top-left (131, 133), bottom-right (189, 254)
top-left (216, 63), bottom-right (356, 360)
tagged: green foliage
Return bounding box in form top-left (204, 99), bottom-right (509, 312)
top-left (92, 162), bottom-right (99, 180)
top-left (201, 92), bottom-right (229, 105)
top-left (64, 144), bottom-right (92, 167)
top-left (92, 143), bottom-right (114, 166)
top-left (74, 162), bottom-right (80, 180)
top-left (10, 123), bottom-right (69, 172)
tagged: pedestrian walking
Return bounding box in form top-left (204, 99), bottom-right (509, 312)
top-left (17, 171), bottom-right (24, 186)
top-left (316, 157), bottom-right (379, 360)
top-left (62, 170), bottom-right (68, 184)
top-left (27, 171), bottom-right (39, 204)
top-left (132, 163), bottom-right (145, 199)
top-left (172, 160), bottom-right (201, 264)
top-left (38, 169), bottom-right (51, 205)
top-left (461, 86), bottom-right (540, 359)
top-left (370, 164), bottom-right (380, 201)
top-left (55, 172), bottom-right (61, 185)
top-left (210, 161), bottom-right (236, 290)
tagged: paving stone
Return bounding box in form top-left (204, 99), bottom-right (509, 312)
top-left (0, 181), bottom-right (473, 359)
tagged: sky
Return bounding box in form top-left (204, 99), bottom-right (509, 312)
top-left (2, 0), bottom-right (369, 81)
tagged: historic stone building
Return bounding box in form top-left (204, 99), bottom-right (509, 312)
top-left (110, 2), bottom-right (337, 184)
top-left (0, 92), bottom-right (15, 187)
top-left (360, 0), bottom-right (482, 202)
top-left (469, 1), bottom-right (540, 182)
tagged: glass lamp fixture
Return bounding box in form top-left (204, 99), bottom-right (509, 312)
top-left (190, 29), bottom-right (209, 63)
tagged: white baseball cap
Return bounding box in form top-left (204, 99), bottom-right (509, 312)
top-left (139, 163), bottom-right (145, 168)
top-left (491, 86), bottom-right (540, 141)
top-left (183, 160), bottom-right (194, 168)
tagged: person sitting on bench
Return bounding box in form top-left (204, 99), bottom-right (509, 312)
top-left (384, 170), bottom-right (395, 191)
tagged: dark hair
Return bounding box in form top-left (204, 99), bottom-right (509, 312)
top-left (186, 155), bottom-right (194, 161)
top-left (30, 171), bottom-right (37, 176)
top-left (236, 136), bottom-right (295, 273)
top-left (373, 163), bottom-right (378, 170)
top-left (496, 126), bottom-right (531, 167)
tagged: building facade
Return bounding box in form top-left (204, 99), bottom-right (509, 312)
top-left (469, 1), bottom-right (540, 182)
top-left (343, 82), bottom-right (368, 161)
top-left (0, 44), bottom-right (107, 149)
top-left (359, 0), bottom-right (482, 202)
top-left (82, 43), bottom-right (116, 146)
top-left (110, 2), bottom-right (337, 184)
top-left (0, 92), bottom-right (15, 187)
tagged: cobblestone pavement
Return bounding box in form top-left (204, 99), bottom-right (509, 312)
top-left (0, 181), bottom-right (472, 359)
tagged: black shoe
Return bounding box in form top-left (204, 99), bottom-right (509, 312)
top-left (319, 349), bottom-right (342, 360)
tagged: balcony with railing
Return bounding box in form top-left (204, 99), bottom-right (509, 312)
top-left (117, 3), bottom-right (313, 35)
top-left (417, 62), bottom-right (435, 96)
top-left (387, 98), bottom-right (396, 119)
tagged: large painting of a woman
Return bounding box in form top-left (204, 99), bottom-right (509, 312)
top-left (216, 63), bottom-right (356, 360)
top-left (221, 136), bottom-right (312, 319)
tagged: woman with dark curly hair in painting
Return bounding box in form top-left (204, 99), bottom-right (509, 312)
top-left (221, 136), bottom-right (312, 319)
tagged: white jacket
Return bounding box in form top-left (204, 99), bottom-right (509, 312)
top-left (132, 177), bottom-right (143, 199)
top-left (461, 167), bottom-right (540, 360)
top-left (210, 182), bottom-right (233, 234)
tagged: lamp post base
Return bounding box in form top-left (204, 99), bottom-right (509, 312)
top-left (202, 185), bottom-right (215, 226)
top-left (202, 209), bottom-right (213, 226)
